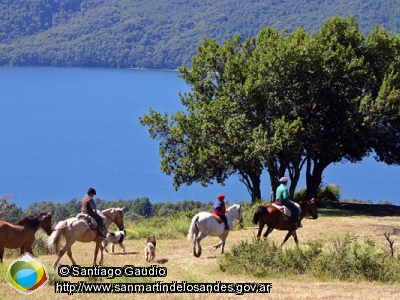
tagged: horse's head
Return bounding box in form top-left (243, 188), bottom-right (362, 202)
top-left (305, 198), bottom-right (318, 219)
top-left (233, 204), bottom-right (243, 224)
top-left (39, 211), bottom-right (53, 236)
top-left (104, 207), bottom-right (125, 230)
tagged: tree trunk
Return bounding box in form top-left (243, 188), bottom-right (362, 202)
top-left (250, 175), bottom-right (261, 204)
top-left (305, 157), bottom-right (330, 200)
top-left (238, 165), bottom-right (262, 204)
top-left (288, 161), bottom-right (303, 200)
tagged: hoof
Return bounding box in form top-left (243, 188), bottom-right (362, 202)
top-left (193, 252), bottom-right (201, 258)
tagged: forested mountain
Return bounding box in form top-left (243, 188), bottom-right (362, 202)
top-left (0, 0), bottom-right (399, 69)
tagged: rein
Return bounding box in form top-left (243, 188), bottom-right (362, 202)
top-left (228, 205), bottom-right (244, 228)
top-left (102, 210), bottom-right (124, 230)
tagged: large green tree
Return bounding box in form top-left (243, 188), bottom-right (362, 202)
top-left (140, 16), bottom-right (400, 203)
top-left (140, 36), bottom-right (268, 202)
top-left (297, 17), bottom-right (400, 199)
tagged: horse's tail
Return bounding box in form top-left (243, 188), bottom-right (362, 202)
top-left (187, 214), bottom-right (200, 247)
top-left (48, 220), bottom-right (67, 254)
top-left (253, 206), bottom-right (267, 225)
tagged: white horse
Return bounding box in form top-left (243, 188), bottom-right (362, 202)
top-left (187, 204), bottom-right (243, 258)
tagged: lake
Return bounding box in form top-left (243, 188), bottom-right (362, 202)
top-left (1, 67), bottom-right (399, 208)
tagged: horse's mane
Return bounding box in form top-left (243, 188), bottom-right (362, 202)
top-left (102, 207), bottom-right (124, 214)
top-left (227, 204), bottom-right (240, 211)
top-left (15, 213), bottom-right (45, 228)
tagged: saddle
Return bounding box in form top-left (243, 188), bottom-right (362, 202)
top-left (272, 201), bottom-right (301, 220)
top-left (212, 213), bottom-right (224, 224)
top-left (76, 213), bottom-right (98, 231)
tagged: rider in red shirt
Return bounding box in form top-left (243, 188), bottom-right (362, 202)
top-left (212, 194), bottom-right (229, 230)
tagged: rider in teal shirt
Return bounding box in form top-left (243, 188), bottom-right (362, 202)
top-left (276, 182), bottom-right (290, 204)
top-left (276, 177), bottom-right (300, 229)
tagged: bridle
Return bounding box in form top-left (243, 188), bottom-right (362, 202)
top-left (102, 209), bottom-right (124, 230)
top-left (304, 200), bottom-right (318, 219)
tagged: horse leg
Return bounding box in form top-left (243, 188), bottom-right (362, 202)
top-left (99, 247), bottom-right (104, 266)
top-left (24, 244), bottom-right (34, 256)
top-left (192, 242), bottom-right (196, 257)
top-left (53, 240), bottom-right (74, 269)
top-left (93, 244), bottom-right (100, 265)
top-left (281, 230), bottom-right (294, 246)
top-left (0, 246), bottom-right (3, 263)
top-left (263, 226), bottom-right (274, 238)
top-left (257, 219), bottom-right (265, 238)
top-left (195, 232), bottom-right (208, 258)
top-left (293, 231), bottom-right (299, 245)
top-left (66, 247), bottom-right (77, 265)
top-left (219, 236), bottom-right (227, 254)
top-left (212, 241), bottom-right (223, 250)
top-left (19, 246), bottom-right (24, 255)
top-left (93, 241), bottom-right (104, 266)
top-left (213, 233), bottom-right (228, 254)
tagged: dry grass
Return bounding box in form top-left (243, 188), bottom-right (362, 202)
top-left (1, 214), bottom-right (399, 299)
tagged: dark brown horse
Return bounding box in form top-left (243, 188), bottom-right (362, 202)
top-left (252, 198), bottom-right (318, 245)
top-left (0, 212), bottom-right (52, 262)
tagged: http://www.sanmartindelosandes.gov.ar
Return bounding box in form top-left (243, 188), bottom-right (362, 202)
top-left (5, 252), bottom-right (49, 294)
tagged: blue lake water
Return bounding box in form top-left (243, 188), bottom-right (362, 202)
top-left (1, 67), bottom-right (399, 208)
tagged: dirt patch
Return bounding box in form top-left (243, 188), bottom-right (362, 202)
top-left (372, 224), bottom-right (400, 235)
top-left (325, 200), bottom-right (400, 217)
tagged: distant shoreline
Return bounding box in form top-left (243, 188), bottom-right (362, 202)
top-left (326, 200), bottom-right (400, 216)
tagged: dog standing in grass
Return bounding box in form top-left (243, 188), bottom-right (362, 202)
top-left (144, 236), bottom-right (156, 262)
top-left (102, 229), bottom-right (126, 253)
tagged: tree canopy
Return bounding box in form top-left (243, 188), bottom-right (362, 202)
top-left (139, 16), bottom-right (400, 203)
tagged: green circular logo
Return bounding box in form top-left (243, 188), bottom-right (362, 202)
top-left (5, 253), bottom-right (48, 294)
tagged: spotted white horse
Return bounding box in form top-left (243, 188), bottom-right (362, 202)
top-left (187, 204), bottom-right (243, 257)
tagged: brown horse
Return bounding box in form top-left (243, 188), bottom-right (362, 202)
top-left (0, 212), bottom-right (52, 262)
top-left (252, 198), bottom-right (318, 245)
top-left (48, 207), bottom-right (124, 268)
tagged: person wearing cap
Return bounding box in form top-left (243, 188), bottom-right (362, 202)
top-left (212, 194), bottom-right (230, 230)
top-left (81, 187), bottom-right (106, 238)
top-left (276, 177), bottom-right (300, 229)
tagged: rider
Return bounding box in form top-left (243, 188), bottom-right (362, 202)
top-left (276, 177), bottom-right (300, 229)
top-left (212, 194), bottom-right (229, 230)
top-left (81, 187), bottom-right (106, 238)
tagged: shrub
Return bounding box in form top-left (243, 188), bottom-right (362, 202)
top-left (32, 231), bottom-right (52, 256)
top-left (219, 238), bottom-right (323, 278)
top-left (293, 184), bottom-right (340, 202)
top-left (219, 235), bottom-right (400, 283)
top-left (124, 212), bottom-right (190, 239)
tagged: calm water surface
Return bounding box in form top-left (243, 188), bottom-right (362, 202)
top-left (0, 67), bottom-right (399, 208)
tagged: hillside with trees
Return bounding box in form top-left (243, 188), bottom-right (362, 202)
top-left (0, 0), bottom-right (399, 69)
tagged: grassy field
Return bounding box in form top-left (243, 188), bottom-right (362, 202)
top-left (1, 208), bottom-right (399, 299)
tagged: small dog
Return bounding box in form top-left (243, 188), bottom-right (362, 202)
top-left (101, 230), bottom-right (126, 253)
top-left (144, 236), bottom-right (156, 262)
